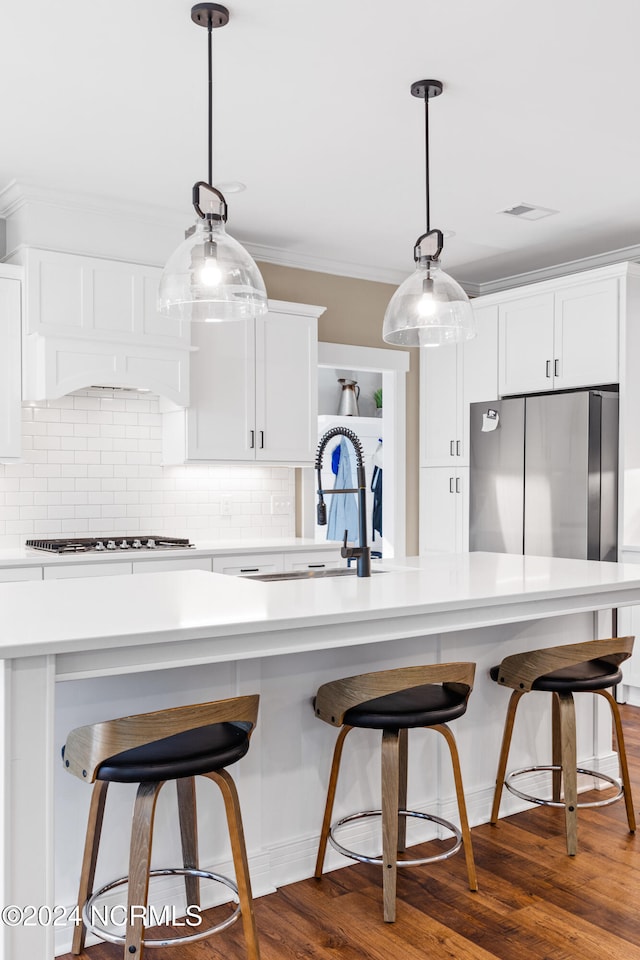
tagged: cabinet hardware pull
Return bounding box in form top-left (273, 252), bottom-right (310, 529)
top-left (450, 440), bottom-right (455, 456)
top-left (546, 360), bottom-right (551, 378)
top-left (250, 430), bottom-right (255, 449)
top-left (449, 477), bottom-right (454, 493)
top-left (240, 568), bottom-right (259, 573)
top-left (260, 430), bottom-right (264, 449)
top-left (456, 440), bottom-right (461, 456)
top-left (554, 359), bottom-right (559, 377)
top-left (455, 477), bottom-right (461, 494)
top-left (308, 564), bottom-right (326, 569)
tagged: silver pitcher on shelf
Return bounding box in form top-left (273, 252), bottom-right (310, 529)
top-left (337, 378), bottom-right (360, 416)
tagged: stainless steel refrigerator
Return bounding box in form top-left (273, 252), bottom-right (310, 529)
top-left (469, 390), bottom-right (618, 561)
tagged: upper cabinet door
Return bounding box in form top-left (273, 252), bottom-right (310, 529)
top-left (0, 276), bottom-right (22, 461)
top-left (186, 319), bottom-right (256, 461)
top-left (23, 249), bottom-right (188, 347)
top-left (420, 342), bottom-right (460, 467)
top-left (498, 293), bottom-right (555, 395)
top-left (255, 309), bottom-right (318, 462)
top-left (460, 303), bottom-right (499, 466)
top-left (553, 278), bottom-right (619, 389)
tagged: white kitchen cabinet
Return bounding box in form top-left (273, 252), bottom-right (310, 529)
top-left (162, 300), bottom-right (324, 465)
top-left (282, 549), bottom-right (343, 572)
top-left (420, 303), bottom-right (498, 467)
top-left (419, 467), bottom-right (469, 554)
top-left (132, 557), bottom-right (212, 574)
top-left (498, 277), bottom-right (619, 396)
top-left (0, 567), bottom-right (42, 582)
top-left (212, 554), bottom-right (285, 577)
top-left (43, 562), bottom-right (133, 579)
top-left (0, 268), bottom-right (22, 461)
top-left (17, 248), bottom-right (190, 404)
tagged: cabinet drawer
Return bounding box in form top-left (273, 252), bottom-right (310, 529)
top-left (43, 562), bottom-right (132, 579)
top-left (283, 550), bottom-right (344, 572)
top-left (132, 558), bottom-right (212, 574)
top-left (0, 566), bottom-right (42, 583)
top-left (212, 554), bottom-right (284, 576)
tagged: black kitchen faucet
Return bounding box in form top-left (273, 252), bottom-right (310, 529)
top-left (315, 427), bottom-right (372, 578)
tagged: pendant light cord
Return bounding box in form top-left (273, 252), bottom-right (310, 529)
top-left (208, 15), bottom-right (213, 186)
top-left (424, 92), bottom-right (430, 234)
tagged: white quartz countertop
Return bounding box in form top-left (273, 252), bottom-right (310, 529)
top-left (0, 537), bottom-right (340, 568)
top-left (3, 552), bottom-right (640, 665)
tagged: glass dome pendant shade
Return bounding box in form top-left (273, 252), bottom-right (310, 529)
top-left (383, 79), bottom-right (475, 347)
top-left (158, 4), bottom-right (267, 323)
top-left (159, 183), bottom-right (268, 323)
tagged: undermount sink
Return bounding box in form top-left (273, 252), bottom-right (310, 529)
top-left (248, 568), bottom-right (387, 582)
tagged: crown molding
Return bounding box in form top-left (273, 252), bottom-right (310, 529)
top-left (0, 179), bottom-right (188, 231)
top-left (460, 243), bottom-right (640, 297)
top-left (248, 241), bottom-right (407, 287)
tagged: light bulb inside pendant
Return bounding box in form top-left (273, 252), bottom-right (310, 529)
top-left (416, 275), bottom-right (436, 317)
top-left (199, 241), bottom-right (223, 287)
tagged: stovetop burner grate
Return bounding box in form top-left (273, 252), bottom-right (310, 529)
top-left (26, 536), bottom-right (194, 554)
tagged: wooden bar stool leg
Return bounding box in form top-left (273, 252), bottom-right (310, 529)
top-left (551, 693), bottom-right (562, 803)
top-left (71, 780), bottom-right (109, 956)
top-left (208, 769), bottom-right (260, 960)
top-left (381, 729), bottom-right (400, 923)
top-left (124, 781), bottom-right (164, 960)
top-left (124, 781), bottom-right (163, 959)
top-left (177, 777), bottom-right (200, 909)
top-left (315, 725), bottom-right (352, 878)
top-left (597, 689), bottom-right (636, 832)
top-left (557, 692), bottom-right (578, 856)
top-left (491, 690), bottom-right (525, 824)
top-left (434, 723), bottom-right (478, 892)
top-left (397, 728), bottom-right (408, 854)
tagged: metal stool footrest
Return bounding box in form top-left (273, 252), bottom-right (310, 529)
top-left (505, 765), bottom-right (624, 809)
top-left (329, 809), bottom-right (463, 867)
top-left (82, 867), bottom-right (241, 948)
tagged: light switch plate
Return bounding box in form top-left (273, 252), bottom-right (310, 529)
top-left (271, 495), bottom-right (292, 515)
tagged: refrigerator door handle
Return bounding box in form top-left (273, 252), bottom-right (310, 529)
top-left (546, 360), bottom-right (551, 378)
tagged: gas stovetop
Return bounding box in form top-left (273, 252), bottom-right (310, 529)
top-left (26, 536), bottom-right (194, 554)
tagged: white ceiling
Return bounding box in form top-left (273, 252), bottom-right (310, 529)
top-left (3, 0), bottom-right (640, 287)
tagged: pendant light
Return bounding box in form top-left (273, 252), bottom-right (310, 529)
top-left (383, 80), bottom-right (475, 347)
top-left (158, 4), bottom-right (267, 323)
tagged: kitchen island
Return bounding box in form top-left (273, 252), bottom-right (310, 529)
top-left (4, 551), bottom-right (640, 959)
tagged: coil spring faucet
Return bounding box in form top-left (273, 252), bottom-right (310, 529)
top-left (315, 427), bottom-right (372, 578)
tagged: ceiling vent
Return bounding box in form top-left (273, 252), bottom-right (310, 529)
top-left (500, 203), bottom-right (558, 221)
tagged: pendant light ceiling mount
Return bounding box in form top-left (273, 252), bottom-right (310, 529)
top-left (191, 3), bottom-right (229, 28)
top-left (158, 3), bottom-right (267, 323)
top-left (410, 79), bottom-right (443, 100)
top-left (382, 77), bottom-right (476, 347)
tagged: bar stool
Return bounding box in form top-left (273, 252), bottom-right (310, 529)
top-left (490, 636), bottom-right (636, 855)
top-left (313, 663), bottom-right (478, 922)
top-left (62, 695), bottom-right (260, 960)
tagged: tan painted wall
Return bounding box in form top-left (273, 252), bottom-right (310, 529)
top-left (258, 261), bottom-right (419, 556)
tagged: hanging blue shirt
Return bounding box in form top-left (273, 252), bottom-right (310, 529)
top-left (326, 437), bottom-right (359, 543)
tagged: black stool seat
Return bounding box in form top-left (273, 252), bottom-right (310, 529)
top-left (489, 658), bottom-right (622, 693)
top-left (343, 683), bottom-right (468, 730)
top-left (96, 722), bottom-right (250, 783)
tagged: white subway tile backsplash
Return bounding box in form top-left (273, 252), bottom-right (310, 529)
top-left (0, 390), bottom-right (296, 546)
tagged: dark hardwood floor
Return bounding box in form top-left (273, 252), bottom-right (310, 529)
top-left (62, 705), bottom-right (640, 960)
